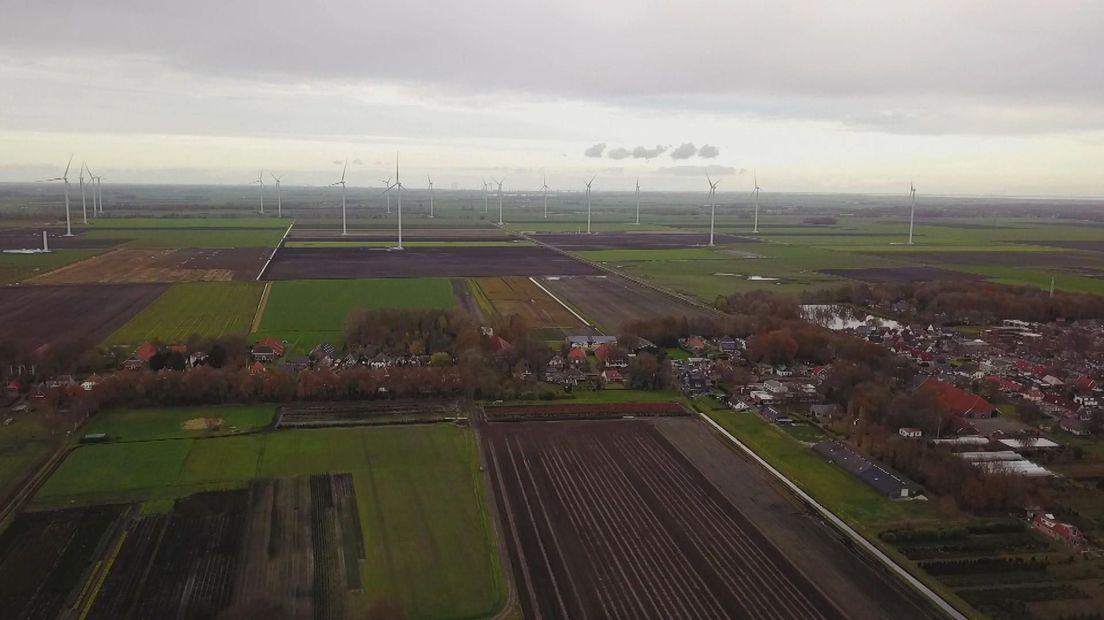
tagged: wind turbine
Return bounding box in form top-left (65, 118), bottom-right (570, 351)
top-left (254, 170), bottom-right (265, 214)
top-left (492, 178), bottom-right (504, 225)
top-left (634, 178), bottom-right (641, 225)
top-left (96, 174), bottom-right (104, 215)
top-left (270, 172), bottom-right (282, 217)
top-left (380, 176), bottom-right (393, 214)
top-left (583, 176), bottom-right (595, 234)
top-left (481, 178), bottom-right (489, 214)
top-left (331, 161), bottom-right (349, 235)
top-left (541, 173), bottom-right (550, 219)
top-left (79, 161), bottom-right (89, 225)
top-left (382, 154), bottom-right (405, 248)
top-left (41, 155), bottom-right (74, 236)
top-left (907, 180), bottom-right (917, 245)
top-left (751, 172), bottom-right (761, 234)
top-left (707, 174), bottom-right (720, 246)
top-left (427, 175), bottom-right (434, 218)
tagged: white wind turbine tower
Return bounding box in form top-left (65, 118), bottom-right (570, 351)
top-left (907, 180), bottom-right (917, 245)
top-left (707, 174), bottom-right (720, 246)
top-left (583, 176), bottom-right (595, 234)
top-left (481, 179), bottom-right (489, 214)
top-left (41, 155), bottom-right (75, 237)
top-left (270, 172), bottom-right (282, 217)
top-left (95, 173), bottom-right (105, 215)
top-left (86, 164), bottom-right (101, 216)
top-left (492, 178), bottom-right (505, 225)
top-left (427, 175), bottom-right (435, 218)
top-left (79, 162), bottom-right (89, 224)
top-left (751, 171), bottom-right (761, 234)
top-left (634, 178), bottom-right (641, 225)
top-left (380, 177), bottom-right (393, 214)
top-left (541, 174), bottom-right (550, 219)
top-left (382, 155), bottom-right (405, 248)
top-left (331, 161), bottom-right (349, 235)
top-left (254, 170), bottom-right (265, 214)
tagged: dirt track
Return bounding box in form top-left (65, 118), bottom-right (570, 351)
top-left (483, 419), bottom-right (846, 620)
top-left (265, 246), bottom-right (602, 279)
top-left (0, 284), bottom-right (166, 351)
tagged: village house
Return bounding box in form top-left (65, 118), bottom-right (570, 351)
top-left (565, 335), bottom-right (617, 350)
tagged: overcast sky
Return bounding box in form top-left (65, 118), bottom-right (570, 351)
top-left (1, 0), bottom-right (1102, 196)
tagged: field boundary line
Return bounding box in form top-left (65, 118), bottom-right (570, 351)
top-left (528, 277), bottom-right (591, 328)
top-left (251, 281), bottom-right (272, 333)
top-left (256, 220), bottom-right (294, 281)
top-left (27, 247), bottom-right (123, 283)
top-left (693, 409), bottom-right (967, 620)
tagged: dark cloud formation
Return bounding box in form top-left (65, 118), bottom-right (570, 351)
top-left (632, 145), bottom-right (667, 159)
top-left (698, 144), bottom-right (720, 158)
top-left (584, 143), bottom-right (606, 158)
top-left (607, 147), bottom-right (631, 160)
top-left (669, 143), bottom-right (698, 160)
top-left (658, 165), bottom-right (737, 176)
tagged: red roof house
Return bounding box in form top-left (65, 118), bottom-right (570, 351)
top-left (918, 377), bottom-right (997, 418)
top-left (567, 347), bottom-right (588, 366)
top-left (1076, 376), bottom-right (1098, 392)
top-left (254, 336), bottom-right (286, 357)
top-left (134, 342), bottom-right (159, 362)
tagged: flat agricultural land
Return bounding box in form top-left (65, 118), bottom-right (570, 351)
top-left (277, 400), bottom-right (465, 428)
top-left (0, 227), bottom-right (121, 251)
top-left (81, 404), bottom-right (275, 441)
top-left (535, 231), bottom-right (746, 250)
top-left (0, 416), bottom-right (61, 509)
top-left (0, 284), bottom-right (167, 351)
top-left (473, 276), bottom-right (585, 328)
top-left (265, 246), bottom-right (601, 279)
top-left (255, 278), bottom-right (454, 347)
top-left (0, 249), bottom-right (102, 284)
top-left (30, 248), bottom-right (268, 283)
top-left (483, 419), bottom-right (844, 619)
top-left (28, 423), bottom-right (504, 618)
top-left (104, 281), bottom-right (263, 344)
top-left (288, 227), bottom-right (511, 242)
top-left (541, 274), bottom-right (716, 331)
top-left (819, 266), bottom-right (982, 283)
top-left (78, 226), bottom-right (286, 248)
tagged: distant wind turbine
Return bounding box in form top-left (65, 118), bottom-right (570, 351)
top-left (380, 177), bottom-right (393, 214)
top-left (253, 170), bottom-right (265, 214)
top-left (707, 174), bottom-right (720, 246)
top-left (382, 154), bottom-right (405, 248)
top-left (492, 178), bottom-right (504, 225)
top-left (427, 175), bottom-right (435, 218)
top-left (331, 161), bottom-right (349, 235)
top-left (41, 155), bottom-right (74, 237)
top-left (634, 178), bottom-right (641, 226)
top-left (270, 172), bottom-right (282, 217)
top-left (86, 164), bottom-right (100, 216)
top-left (751, 172), bottom-right (761, 234)
top-left (583, 176), bottom-right (595, 234)
top-left (908, 180), bottom-right (917, 245)
top-left (541, 173), bottom-right (550, 219)
top-left (481, 178), bottom-right (489, 214)
top-left (79, 161), bottom-right (89, 225)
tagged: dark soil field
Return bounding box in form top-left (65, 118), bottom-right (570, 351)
top-left (289, 227), bottom-right (509, 241)
top-left (0, 284), bottom-right (167, 351)
top-left (1021, 239), bottom-right (1104, 253)
top-left (541, 274), bottom-right (717, 331)
top-left (277, 400), bottom-right (465, 427)
top-left (881, 251), bottom-right (1103, 268)
top-left (484, 401), bottom-right (688, 421)
top-left (820, 266), bottom-right (981, 283)
top-left (534, 231), bottom-right (746, 250)
top-left (482, 419), bottom-right (844, 619)
top-left (266, 246), bottom-right (602, 279)
top-left (0, 227), bottom-right (123, 250)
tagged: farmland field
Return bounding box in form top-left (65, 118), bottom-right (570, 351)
top-left (0, 249), bottom-right (102, 284)
top-left (81, 404), bottom-right (275, 441)
top-left (0, 284), bottom-right (167, 352)
top-left (0, 416), bottom-right (60, 509)
top-left (104, 281), bottom-right (263, 344)
top-left (26, 423), bottom-right (504, 618)
top-left (473, 276), bottom-right (585, 328)
top-left (265, 245), bottom-right (601, 279)
top-left (255, 278), bottom-right (455, 348)
top-left (541, 274), bottom-right (716, 331)
top-left (484, 419), bottom-right (846, 619)
top-left (30, 247), bottom-right (269, 283)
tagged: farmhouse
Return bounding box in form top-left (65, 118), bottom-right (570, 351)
top-left (567, 348), bottom-right (588, 367)
top-left (566, 335), bottom-right (617, 350)
top-left (814, 441), bottom-right (922, 498)
top-left (916, 377), bottom-right (997, 418)
top-left (1031, 512), bottom-right (1085, 545)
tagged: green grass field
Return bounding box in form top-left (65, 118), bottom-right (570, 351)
top-left (104, 281), bottom-right (263, 344)
top-left (285, 240), bottom-right (531, 248)
top-left (77, 217), bottom-right (290, 229)
top-left (0, 416), bottom-right (61, 506)
top-left (81, 405), bottom-right (275, 442)
top-left (32, 423), bottom-right (504, 618)
top-left (255, 278), bottom-right (456, 347)
top-left (0, 249), bottom-right (100, 284)
top-left (81, 228), bottom-right (285, 248)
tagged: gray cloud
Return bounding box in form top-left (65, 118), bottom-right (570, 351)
top-left (332, 159), bottom-right (343, 165)
top-left (657, 165), bottom-right (737, 177)
top-left (353, 159), bottom-right (365, 165)
top-left (607, 147), bottom-right (631, 160)
top-left (584, 143), bottom-right (606, 157)
top-left (632, 145), bottom-right (667, 159)
top-left (670, 143), bottom-right (698, 160)
top-left (698, 144), bottom-right (720, 158)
